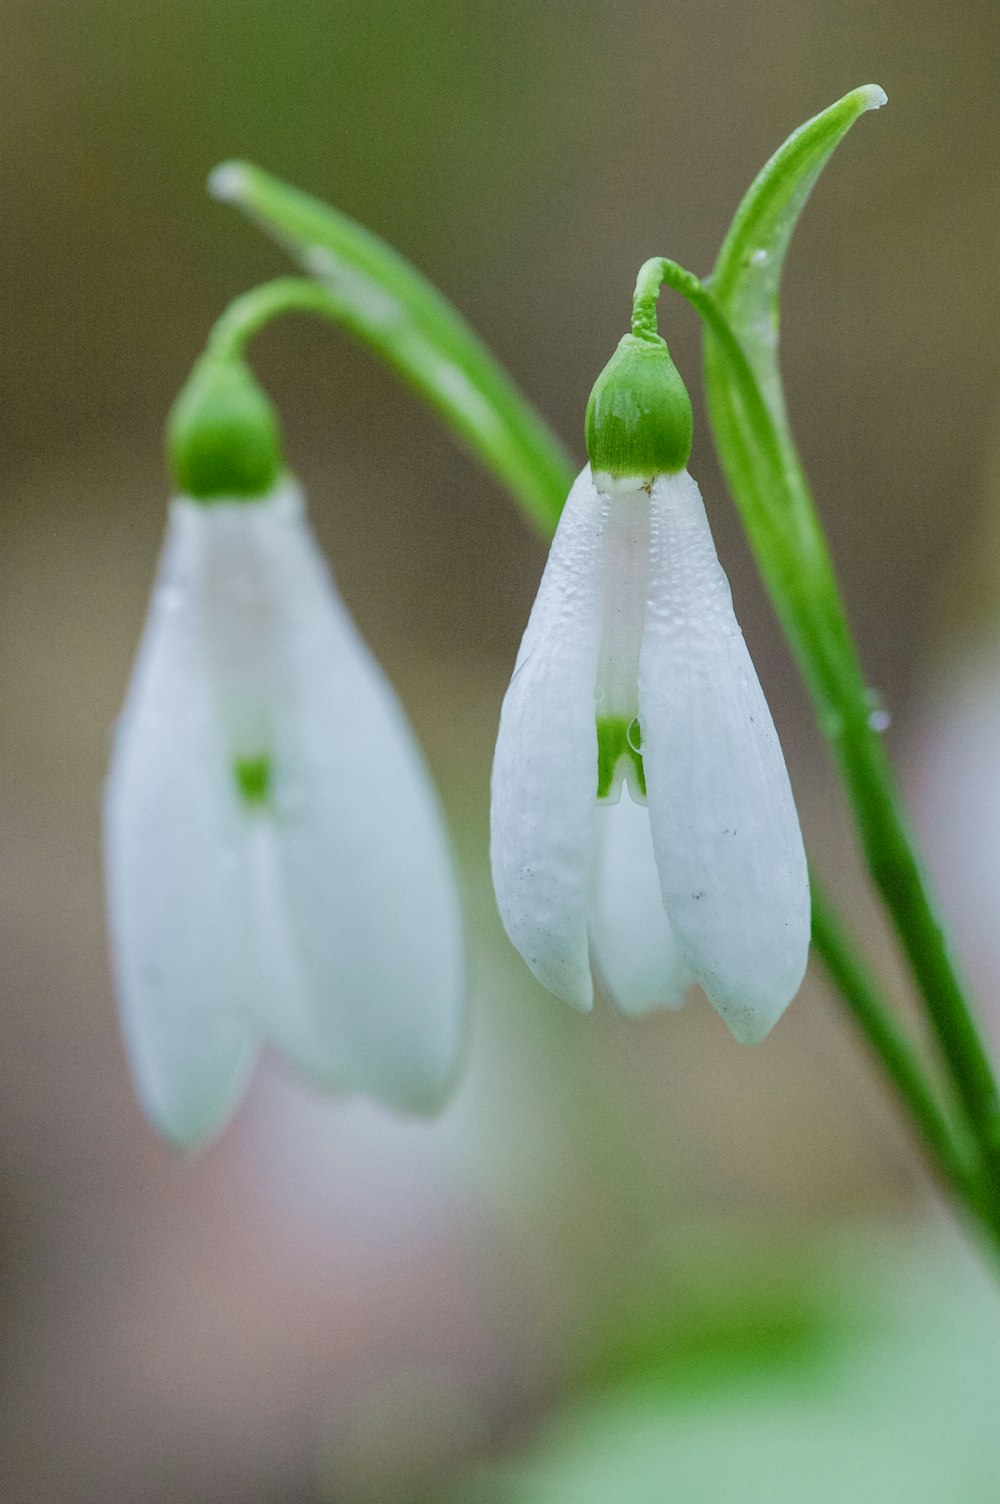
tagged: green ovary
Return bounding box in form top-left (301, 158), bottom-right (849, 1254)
top-left (597, 716), bottom-right (646, 801)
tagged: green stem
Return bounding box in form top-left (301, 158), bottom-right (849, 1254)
top-left (810, 882), bottom-right (999, 1255)
top-left (206, 276), bottom-right (346, 362)
top-left (640, 257), bottom-right (1000, 1189)
top-left (631, 258), bottom-right (678, 344)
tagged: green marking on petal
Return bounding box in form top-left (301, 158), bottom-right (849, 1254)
top-left (235, 754), bottom-right (272, 806)
top-left (597, 715), bottom-right (646, 800)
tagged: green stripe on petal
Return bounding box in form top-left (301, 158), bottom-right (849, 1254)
top-left (235, 755), bottom-right (272, 807)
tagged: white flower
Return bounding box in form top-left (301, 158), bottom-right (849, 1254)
top-left (105, 480), bottom-right (464, 1147)
top-left (490, 464), bottom-right (810, 1043)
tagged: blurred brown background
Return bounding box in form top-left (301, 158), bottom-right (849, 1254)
top-left (2, 2), bottom-right (999, 1500)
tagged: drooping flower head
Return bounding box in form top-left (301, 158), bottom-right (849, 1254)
top-left (490, 277), bottom-right (810, 1042)
top-left (105, 344), bottom-right (464, 1148)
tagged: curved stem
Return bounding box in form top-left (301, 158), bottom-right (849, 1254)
top-left (206, 277), bottom-right (346, 362)
top-left (632, 258), bottom-right (675, 344)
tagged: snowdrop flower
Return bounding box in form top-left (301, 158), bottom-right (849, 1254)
top-left (105, 353), bottom-right (463, 1147)
top-left (491, 323), bottom-right (810, 1042)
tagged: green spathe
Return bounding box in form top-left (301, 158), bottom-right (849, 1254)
top-left (167, 354), bottom-right (283, 501)
top-left (585, 334), bottom-right (692, 482)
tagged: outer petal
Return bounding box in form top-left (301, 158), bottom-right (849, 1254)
top-left (490, 467), bottom-right (607, 1009)
top-left (104, 503), bottom-right (258, 1148)
top-left (591, 789), bottom-right (691, 1016)
top-left (639, 470), bottom-right (810, 1042)
top-left (242, 486), bottom-right (464, 1115)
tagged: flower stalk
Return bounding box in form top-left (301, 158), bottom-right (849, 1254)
top-left (810, 882), bottom-right (1000, 1261)
top-left (203, 275), bottom-right (350, 363)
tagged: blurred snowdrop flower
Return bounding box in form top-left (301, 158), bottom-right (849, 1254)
top-left (491, 330), bottom-right (809, 1042)
top-left (105, 354), bottom-right (463, 1147)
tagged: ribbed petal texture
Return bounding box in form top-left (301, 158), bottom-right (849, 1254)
top-left (639, 470), bottom-right (810, 1042)
top-left (490, 467), bottom-right (607, 1009)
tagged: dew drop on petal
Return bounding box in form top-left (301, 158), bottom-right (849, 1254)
top-left (626, 716), bottom-right (643, 754)
top-left (865, 686), bottom-right (891, 732)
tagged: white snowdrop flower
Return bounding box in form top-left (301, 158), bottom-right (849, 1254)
top-left (105, 354), bottom-right (464, 1147)
top-left (490, 326), bottom-right (810, 1043)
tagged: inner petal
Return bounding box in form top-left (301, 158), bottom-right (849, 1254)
top-left (243, 810), bottom-right (351, 1091)
top-left (591, 787), bottom-right (691, 1015)
top-left (595, 487), bottom-right (651, 803)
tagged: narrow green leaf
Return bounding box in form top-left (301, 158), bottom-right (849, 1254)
top-left (709, 84), bottom-right (886, 423)
top-left (692, 90), bottom-right (1000, 1194)
top-left (702, 89), bottom-right (889, 682)
top-left (209, 162), bottom-right (574, 532)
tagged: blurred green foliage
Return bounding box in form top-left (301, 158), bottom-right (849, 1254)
top-left (449, 1232), bottom-right (1000, 1504)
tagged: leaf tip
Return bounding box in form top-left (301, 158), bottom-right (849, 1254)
top-left (860, 84), bottom-right (888, 112)
top-left (207, 160), bottom-right (251, 204)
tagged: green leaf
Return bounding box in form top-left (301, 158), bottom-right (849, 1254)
top-left (446, 1234), bottom-right (1000, 1504)
top-left (709, 84), bottom-right (885, 426)
top-left (702, 87), bottom-right (887, 644)
top-left (209, 161), bottom-right (574, 533)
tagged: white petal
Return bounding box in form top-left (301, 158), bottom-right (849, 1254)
top-left (591, 789), bottom-right (691, 1015)
top-left (639, 471), bottom-right (810, 1043)
top-left (104, 503), bottom-right (258, 1148)
top-left (239, 486), bottom-right (464, 1115)
top-left (490, 467), bottom-right (607, 1009)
